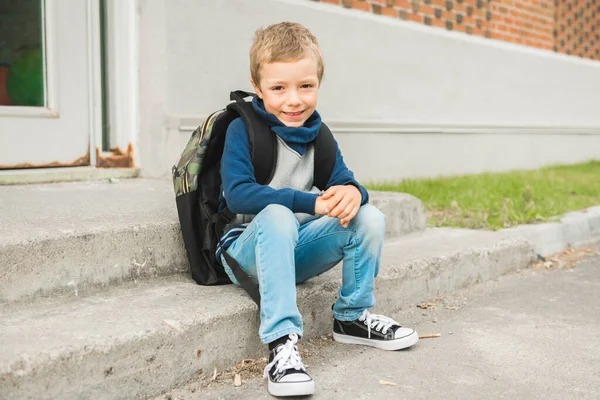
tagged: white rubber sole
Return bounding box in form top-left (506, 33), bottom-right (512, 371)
top-left (268, 379), bottom-right (315, 397)
top-left (333, 330), bottom-right (419, 351)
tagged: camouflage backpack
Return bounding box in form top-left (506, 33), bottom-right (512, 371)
top-left (172, 90), bottom-right (336, 305)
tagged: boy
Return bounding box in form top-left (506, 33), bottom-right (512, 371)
top-left (217, 22), bottom-right (418, 397)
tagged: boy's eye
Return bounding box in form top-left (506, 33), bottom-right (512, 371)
top-left (271, 86), bottom-right (284, 91)
top-left (301, 84), bottom-right (314, 89)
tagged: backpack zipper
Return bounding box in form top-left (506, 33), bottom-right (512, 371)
top-left (200, 111), bottom-right (220, 143)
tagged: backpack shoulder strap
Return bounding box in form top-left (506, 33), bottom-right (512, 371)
top-left (226, 100), bottom-right (277, 185)
top-left (226, 92), bottom-right (336, 189)
top-left (313, 122), bottom-right (337, 190)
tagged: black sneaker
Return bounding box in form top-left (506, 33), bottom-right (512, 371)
top-left (333, 309), bottom-right (419, 351)
top-left (263, 333), bottom-right (314, 397)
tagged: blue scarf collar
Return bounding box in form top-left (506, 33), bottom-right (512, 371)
top-left (252, 96), bottom-right (321, 145)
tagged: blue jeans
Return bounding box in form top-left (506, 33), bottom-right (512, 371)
top-left (220, 203), bottom-right (385, 344)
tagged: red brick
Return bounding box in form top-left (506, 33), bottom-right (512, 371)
top-left (408, 13), bottom-right (423, 23)
top-left (454, 3), bottom-right (467, 13)
top-left (352, 0), bottom-right (370, 11)
top-left (381, 6), bottom-right (398, 17)
top-left (464, 16), bottom-right (476, 25)
top-left (420, 5), bottom-right (434, 15)
top-left (472, 9), bottom-right (484, 18)
top-left (394, 0), bottom-right (410, 8)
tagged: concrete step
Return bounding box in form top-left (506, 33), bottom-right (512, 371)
top-left (0, 167), bottom-right (139, 186)
top-left (0, 180), bottom-right (425, 305)
top-left (0, 228), bottom-right (535, 400)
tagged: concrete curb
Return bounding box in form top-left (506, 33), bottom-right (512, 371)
top-left (0, 229), bottom-right (535, 400)
top-left (369, 190), bottom-right (427, 237)
top-left (0, 181), bottom-right (425, 305)
top-left (500, 206), bottom-right (600, 256)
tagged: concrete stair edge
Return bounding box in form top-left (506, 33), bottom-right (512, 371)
top-left (0, 192), bottom-right (426, 306)
top-left (0, 229), bottom-right (535, 400)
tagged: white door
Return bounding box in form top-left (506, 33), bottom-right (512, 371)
top-left (0, 0), bottom-right (100, 168)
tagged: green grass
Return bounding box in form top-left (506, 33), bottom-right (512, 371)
top-left (366, 161), bottom-right (600, 230)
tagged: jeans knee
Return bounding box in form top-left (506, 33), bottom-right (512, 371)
top-left (255, 204), bottom-right (299, 236)
top-left (351, 204), bottom-right (385, 239)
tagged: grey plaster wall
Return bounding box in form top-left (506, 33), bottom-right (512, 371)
top-left (138, 0), bottom-right (600, 180)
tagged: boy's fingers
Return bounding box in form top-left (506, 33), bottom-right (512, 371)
top-left (347, 205), bottom-right (359, 221)
top-left (322, 187), bottom-right (337, 200)
top-left (323, 194), bottom-right (338, 208)
top-left (337, 203), bottom-right (355, 221)
top-left (324, 197), bottom-right (342, 214)
top-left (333, 191), bottom-right (345, 204)
top-left (341, 206), bottom-right (360, 225)
top-left (328, 198), bottom-right (349, 218)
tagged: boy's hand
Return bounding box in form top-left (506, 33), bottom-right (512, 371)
top-left (321, 185), bottom-right (362, 228)
top-left (314, 195), bottom-right (340, 216)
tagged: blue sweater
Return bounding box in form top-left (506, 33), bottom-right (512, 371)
top-left (220, 97), bottom-right (368, 214)
top-left (217, 97), bottom-right (369, 257)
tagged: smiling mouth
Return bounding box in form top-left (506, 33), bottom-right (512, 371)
top-left (284, 110), bottom-right (304, 116)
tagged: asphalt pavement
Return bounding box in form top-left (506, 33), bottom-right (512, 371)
top-left (158, 254), bottom-right (600, 400)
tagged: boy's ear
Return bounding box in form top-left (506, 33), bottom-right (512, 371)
top-left (250, 77), bottom-right (263, 99)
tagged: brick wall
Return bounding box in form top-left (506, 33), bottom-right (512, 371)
top-left (555, 0), bottom-right (600, 59)
top-left (315, 0), bottom-right (600, 61)
top-left (490, 0), bottom-right (554, 50)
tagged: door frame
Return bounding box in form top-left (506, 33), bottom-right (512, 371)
top-left (0, 0), bottom-right (138, 169)
top-left (101, 0), bottom-right (139, 160)
top-left (87, 0), bottom-right (103, 166)
top-left (0, 0), bottom-right (103, 168)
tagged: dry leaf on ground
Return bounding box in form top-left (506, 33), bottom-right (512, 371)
top-left (531, 246), bottom-right (599, 270)
top-left (233, 374), bottom-right (242, 387)
top-left (419, 333), bottom-right (441, 339)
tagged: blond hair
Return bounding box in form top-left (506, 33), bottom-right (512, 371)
top-left (250, 22), bottom-right (324, 86)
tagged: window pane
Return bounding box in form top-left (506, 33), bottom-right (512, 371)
top-left (0, 0), bottom-right (46, 107)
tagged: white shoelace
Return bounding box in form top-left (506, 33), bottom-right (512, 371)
top-left (263, 333), bottom-right (306, 378)
top-left (359, 309), bottom-right (400, 338)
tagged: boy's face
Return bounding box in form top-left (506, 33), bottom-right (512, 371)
top-left (251, 57), bottom-right (320, 128)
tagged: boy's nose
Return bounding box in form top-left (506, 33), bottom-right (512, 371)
top-left (286, 90), bottom-right (301, 106)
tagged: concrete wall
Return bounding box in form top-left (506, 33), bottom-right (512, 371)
top-left (138, 0), bottom-right (600, 181)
